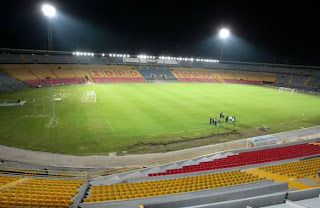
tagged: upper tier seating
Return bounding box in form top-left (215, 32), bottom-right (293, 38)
top-left (83, 170), bottom-right (263, 203)
top-left (148, 143), bottom-right (320, 177)
top-left (0, 177), bottom-right (85, 208)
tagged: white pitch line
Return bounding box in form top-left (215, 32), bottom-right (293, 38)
top-left (95, 102), bottom-right (118, 137)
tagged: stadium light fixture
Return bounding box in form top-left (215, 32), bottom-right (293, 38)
top-left (42, 4), bottom-right (56, 18)
top-left (219, 28), bottom-right (230, 39)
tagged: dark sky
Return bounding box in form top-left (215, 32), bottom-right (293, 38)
top-left (1, 0), bottom-right (319, 65)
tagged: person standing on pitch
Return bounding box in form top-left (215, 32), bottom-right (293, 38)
top-left (210, 117), bottom-right (212, 125)
top-left (225, 116), bottom-right (228, 122)
top-left (218, 118), bottom-right (221, 126)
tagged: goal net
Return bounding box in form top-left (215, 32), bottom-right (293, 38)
top-left (279, 87), bottom-right (297, 94)
top-left (83, 91), bottom-right (96, 102)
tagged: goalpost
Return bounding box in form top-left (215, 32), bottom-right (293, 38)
top-left (279, 87), bottom-right (297, 94)
top-left (83, 91), bottom-right (96, 102)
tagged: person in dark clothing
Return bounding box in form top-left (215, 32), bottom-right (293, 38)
top-left (210, 117), bottom-right (212, 125)
top-left (225, 116), bottom-right (228, 122)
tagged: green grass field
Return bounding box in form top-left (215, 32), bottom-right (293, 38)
top-left (1, 83), bottom-right (320, 155)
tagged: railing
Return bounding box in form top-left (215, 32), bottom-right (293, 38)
top-left (87, 167), bottom-right (139, 179)
top-left (0, 166), bottom-right (140, 180)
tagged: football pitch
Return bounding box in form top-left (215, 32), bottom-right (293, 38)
top-left (1, 83), bottom-right (320, 155)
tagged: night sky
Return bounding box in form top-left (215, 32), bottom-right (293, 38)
top-left (1, 0), bottom-right (319, 65)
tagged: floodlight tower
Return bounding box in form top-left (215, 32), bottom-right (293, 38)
top-left (42, 4), bottom-right (56, 51)
top-left (219, 28), bottom-right (230, 60)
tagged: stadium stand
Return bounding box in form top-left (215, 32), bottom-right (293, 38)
top-left (1, 51), bottom-right (320, 91)
top-left (275, 73), bottom-right (291, 87)
top-left (140, 70), bottom-right (177, 81)
top-left (29, 66), bottom-right (60, 85)
top-left (0, 69), bottom-right (27, 91)
top-left (0, 176), bottom-right (85, 208)
top-left (289, 75), bottom-right (310, 89)
top-left (4, 68), bottom-right (41, 86)
top-left (53, 68), bottom-right (79, 84)
top-left (148, 142), bottom-right (320, 177)
top-left (84, 170), bottom-right (263, 202)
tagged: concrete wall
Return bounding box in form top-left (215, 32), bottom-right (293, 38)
top-left (178, 192), bottom-right (287, 208)
top-left (287, 187), bottom-right (320, 201)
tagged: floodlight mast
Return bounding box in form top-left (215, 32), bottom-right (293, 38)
top-left (42, 5), bottom-right (56, 51)
top-left (219, 28), bottom-right (230, 60)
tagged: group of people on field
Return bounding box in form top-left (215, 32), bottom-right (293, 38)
top-left (209, 112), bottom-right (236, 126)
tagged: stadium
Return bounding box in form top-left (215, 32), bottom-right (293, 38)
top-left (1, 2), bottom-right (320, 208)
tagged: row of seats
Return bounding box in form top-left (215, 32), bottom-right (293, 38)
top-left (149, 143), bottom-right (320, 177)
top-left (0, 176), bottom-right (85, 208)
top-left (0, 175), bottom-right (21, 186)
top-left (83, 170), bottom-right (263, 202)
top-left (258, 157), bottom-right (320, 179)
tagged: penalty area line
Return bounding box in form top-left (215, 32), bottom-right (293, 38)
top-left (94, 102), bottom-right (118, 137)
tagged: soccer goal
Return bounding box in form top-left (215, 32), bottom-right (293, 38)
top-left (83, 91), bottom-right (96, 102)
top-left (279, 87), bottom-right (297, 94)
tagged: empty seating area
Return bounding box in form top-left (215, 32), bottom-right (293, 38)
top-left (258, 157), bottom-right (320, 180)
top-left (0, 177), bottom-right (85, 208)
top-left (140, 70), bottom-right (177, 81)
top-left (289, 75), bottom-right (310, 89)
top-left (83, 170), bottom-right (263, 203)
top-left (29, 68), bottom-right (60, 85)
top-left (89, 69), bottom-right (146, 83)
top-left (148, 143), bottom-right (320, 177)
top-left (171, 70), bottom-right (219, 82)
top-left (0, 175), bottom-right (21, 186)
